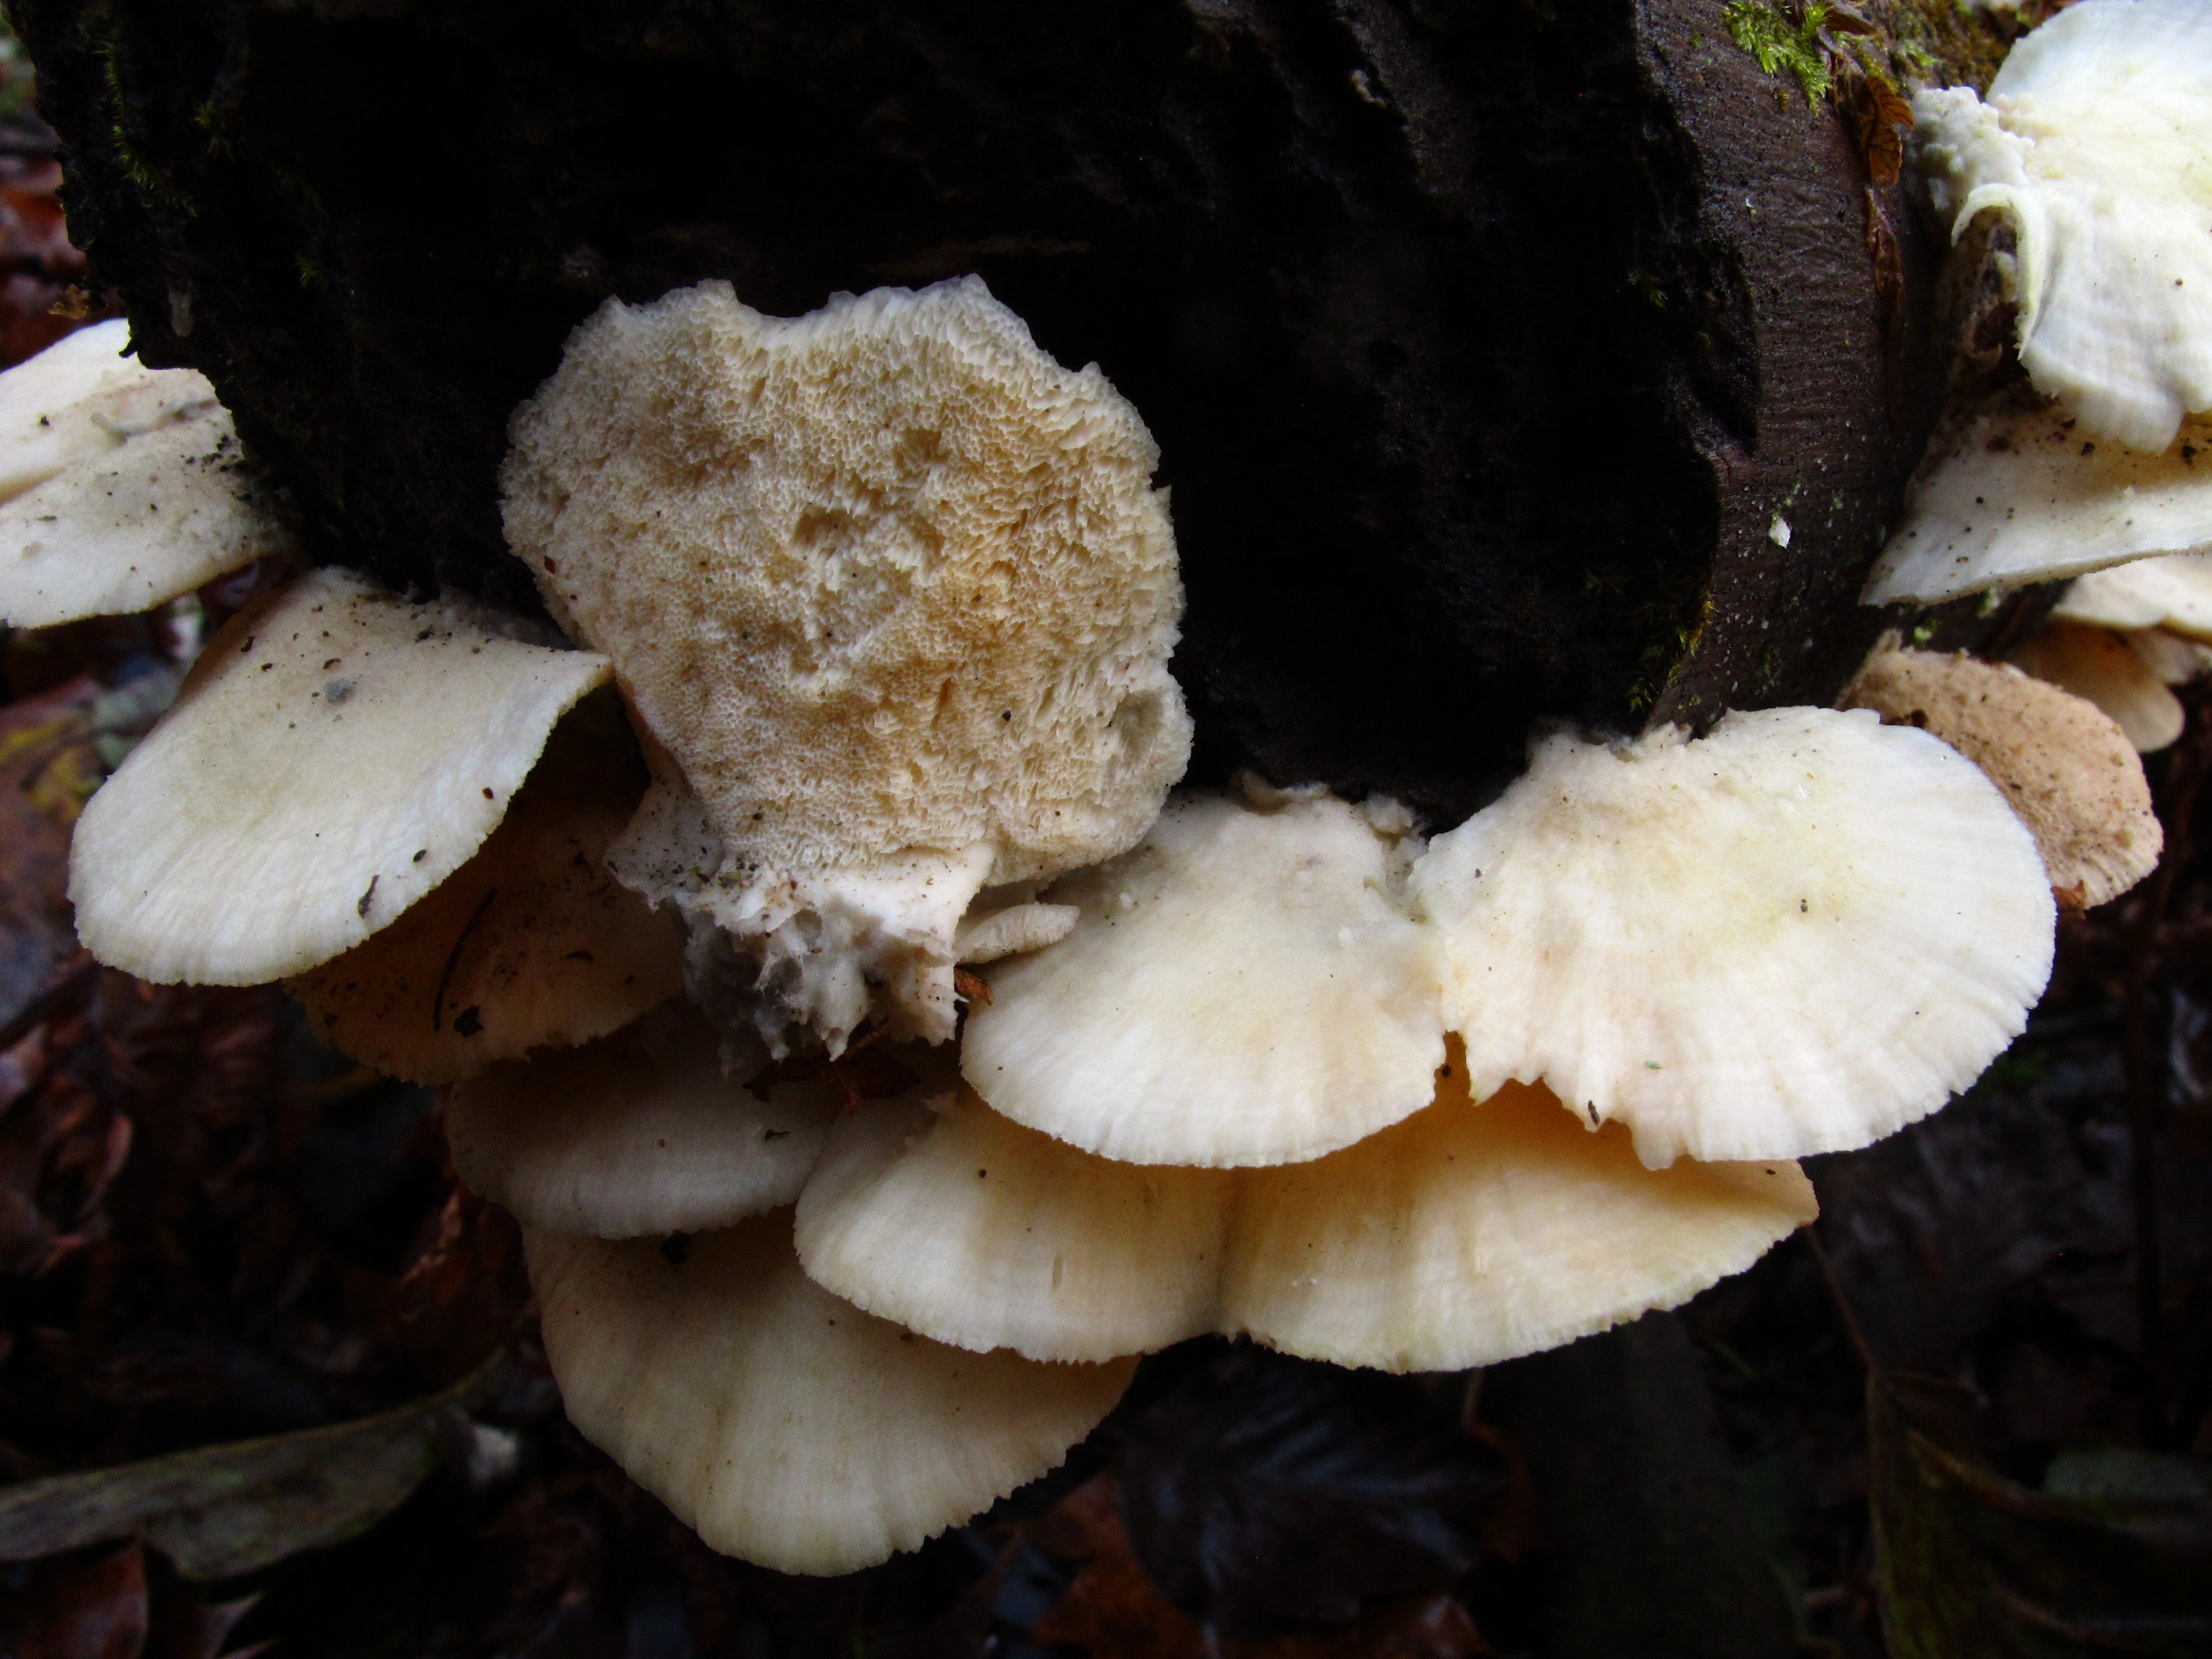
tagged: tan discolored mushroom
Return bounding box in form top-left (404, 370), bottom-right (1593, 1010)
top-left (1912, 0), bottom-right (2212, 453)
top-left (286, 702), bottom-right (684, 1082)
top-left (451, 1005), bottom-right (851, 1238)
top-left (2009, 620), bottom-right (2185, 752)
top-left (503, 276), bottom-right (1190, 1054)
top-left (1841, 645), bottom-right (2161, 908)
top-left (69, 568), bottom-right (611, 984)
top-left (1862, 388), bottom-right (2212, 607)
top-left (1411, 708), bottom-right (2055, 1168)
top-left (795, 1062), bottom-right (1814, 1372)
top-left (960, 787), bottom-right (1446, 1169)
top-left (526, 1213), bottom-right (1136, 1575)
top-left (796, 1083), bottom-right (1230, 1362)
top-left (2053, 552), bottom-right (2212, 640)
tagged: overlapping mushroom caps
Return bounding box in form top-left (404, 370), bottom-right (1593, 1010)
top-left (1866, 0), bottom-right (2212, 615)
top-left (39, 260), bottom-right (2078, 1580)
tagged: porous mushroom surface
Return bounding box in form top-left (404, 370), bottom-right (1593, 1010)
top-left (525, 1213), bottom-right (1136, 1576)
top-left (450, 1005), bottom-right (848, 1238)
top-left (960, 787), bottom-right (1446, 1169)
top-left (2053, 551), bottom-right (2212, 639)
top-left (502, 276), bottom-right (1191, 1055)
top-left (1861, 389), bottom-right (2212, 607)
top-left (795, 1066), bottom-right (1815, 1372)
top-left (1840, 646), bottom-right (2161, 908)
top-left (1410, 707), bottom-right (2055, 1168)
top-left (286, 705), bottom-right (684, 1082)
top-left (2010, 620), bottom-right (2185, 752)
top-left (1912, 0), bottom-right (2212, 452)
top-left (68, 567), bottom-right (612, 985)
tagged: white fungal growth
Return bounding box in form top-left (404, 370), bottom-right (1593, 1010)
top-left (503, 278), bottom-right (1191, 1054)
top-left (1913, 0), bottom-right (2212, 451)
top-left (1412, 708), bottom-right (2056, 1168)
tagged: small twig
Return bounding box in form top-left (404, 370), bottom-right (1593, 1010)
top-left (429, 889), bottom-right (497, 1034)
top-left (1805, 1225), bottom-right (1882, 1381)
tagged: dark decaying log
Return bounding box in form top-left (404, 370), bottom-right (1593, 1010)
top-left (12, 0), bottom-right (2014, 822)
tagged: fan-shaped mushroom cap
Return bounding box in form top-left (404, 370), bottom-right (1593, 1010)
top-left (286, 705), bottom-right (683, 1082)
top-left (797, 1084), bottom-right (1230, 1362)
top-left (1861, 389), bottom-right (2212, 607)
top-left (0, 395), bottom-right (289, 629)
top-left (1223, 1074), bottom-right (1815, 1373)
top-left (0, 320), bottom-right (184, 501)
top-left (961, 789), bottom-right (1446, 1168)
top-left (1842, 646), bottom-right (2162, 908)
top-left (2053, 551), bottom-right (2212, 640)
top-left (2128, 627), bottom-right (2212, 686)
top-left (1912, 0), bottom-right (2212, 451)
top-left (954, 900), bottom-right (1079, 965)
top-left (526, 1213), bottom-right (1135, 1575)
top-left (451, 1005), bottom-right (848, 1237)
top-left (69, 568), bottom-right (611, 984)
top-left (1412, 708), bottom-right (2055, 1168)
top-left (2010, 620), bottom-right (2185, 752)
top-left (503, 276), bottom-right (1190, 1052)
top-left (796, 1063), bottom-right (1814, 1372)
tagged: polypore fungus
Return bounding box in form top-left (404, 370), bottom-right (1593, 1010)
top-left (1862, 388), bottom-right (2212, 607)
top-left (502, 277), bottom-right (1191, 1054)
top-left (960, 787), bottom-right (1446, 1168)
top-left (0, 320), bottom-right (290, 627)
top-left (450, 1006), bottom-right (846, 1238)
top-left (526, 1214), bottom-right (1136, 1575)
top-left (1841, 645), bottom-right (2161, 908)
top-left (69, 568), bottom-right (612, 984)
top-left (2010, 620), bottom-right (2185, 752)
top-left (1411, 708), bottom-right (2055, 1168)
top-left (1912, 0), bottom-right (2212, 452)
top-left (795, 1065), bottom-right (1815, 1372)
top-left (286, 703), bottom-right (684, 1081)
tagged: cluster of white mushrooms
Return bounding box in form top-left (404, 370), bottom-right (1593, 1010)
top-left (0, 0), bottom-right (2200, 1579)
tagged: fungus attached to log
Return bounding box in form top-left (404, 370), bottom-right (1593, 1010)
top-left (1412, 708), bottom-right (2056, 1168)
top-left (960, 788), bottom-right (1444, 1169)
top-left (1913, 0), bottom-right (2212, 452)
top-left (503, 277), bottom-right (1190, 1055)
top-left (68, 568), bottom-right (612, 984)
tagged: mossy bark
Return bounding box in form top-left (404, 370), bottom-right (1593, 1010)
top-left (12, 0), bottom-right (2021, 822)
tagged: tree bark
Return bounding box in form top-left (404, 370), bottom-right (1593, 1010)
top-left (13, 0), bottom-right (2021, 821)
